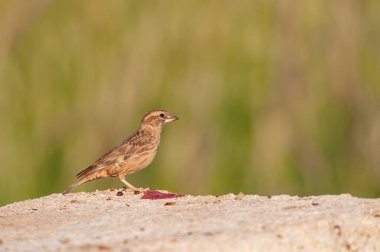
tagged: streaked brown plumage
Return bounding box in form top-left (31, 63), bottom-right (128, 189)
top-left (63, 109), bottom-right (179, 194)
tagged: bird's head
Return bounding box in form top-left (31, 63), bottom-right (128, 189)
top-left (140, 109), bottom-right (179, 130)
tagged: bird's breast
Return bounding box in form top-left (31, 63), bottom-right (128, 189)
top-left (123, 142), bottom-right (160, 174)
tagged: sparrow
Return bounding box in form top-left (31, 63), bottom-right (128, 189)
top-left (63, 109), bottom-right (179, 194)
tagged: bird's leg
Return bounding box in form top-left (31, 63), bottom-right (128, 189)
top-left (119, 175), bottom-right (138, 192)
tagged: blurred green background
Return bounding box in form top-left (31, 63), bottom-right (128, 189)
top-left (1, 0), bottom-right (379, 205)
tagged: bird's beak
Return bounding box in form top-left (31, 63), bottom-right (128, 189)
top-left (164, 113), bottom-right (179, 123)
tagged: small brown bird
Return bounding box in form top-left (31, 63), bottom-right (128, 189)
top-left (63, 109), bottom-right (179, 194)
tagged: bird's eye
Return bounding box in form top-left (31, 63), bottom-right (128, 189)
top-left (160, 113), bottom-right (165, 118)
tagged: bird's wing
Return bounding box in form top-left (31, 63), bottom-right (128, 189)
top-left (76, 132), bottom-right (139, 179)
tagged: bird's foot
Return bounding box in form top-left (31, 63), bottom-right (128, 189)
top-left (132, 187), bottom-right (150, 195)
top-left (117, 187), bottom-right (148, 195)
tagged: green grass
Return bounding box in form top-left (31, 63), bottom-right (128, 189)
top-left (0, 0), bottom-right (379, 205)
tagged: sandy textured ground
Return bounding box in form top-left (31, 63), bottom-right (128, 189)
top-left (0, 190), bottom-right (380, 252)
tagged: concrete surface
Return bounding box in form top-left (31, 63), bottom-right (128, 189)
top-left (0, 190), bottom-right (379, 252)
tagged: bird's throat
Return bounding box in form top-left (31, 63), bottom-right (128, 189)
top-left (139, 124), bottom-right (162, 138)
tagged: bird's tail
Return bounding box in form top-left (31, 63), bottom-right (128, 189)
top-left (63, 180), bottom-right (84, 195)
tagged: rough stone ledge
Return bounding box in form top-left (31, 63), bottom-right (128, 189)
top-left (0, 190), bottom-right (379, 252)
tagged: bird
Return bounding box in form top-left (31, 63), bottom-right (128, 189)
top-left (63, 109), bottom-right (179, 194)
